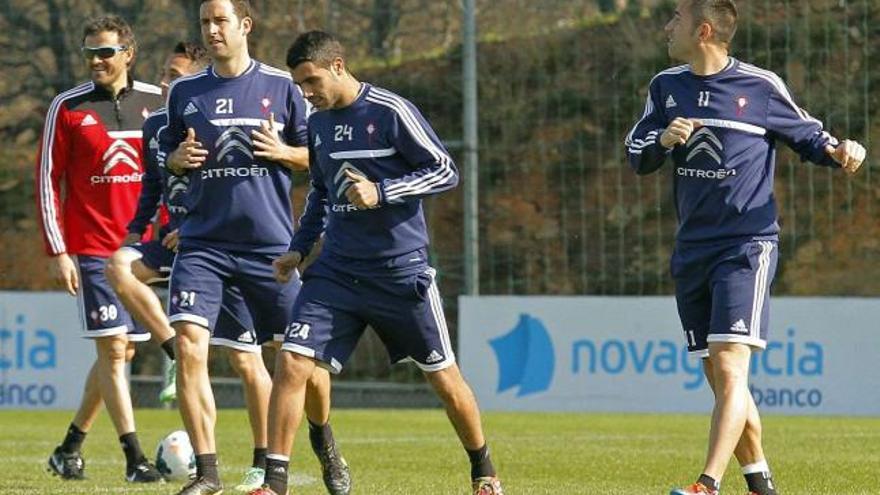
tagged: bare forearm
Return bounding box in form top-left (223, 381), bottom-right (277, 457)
top-left (275, 145), bottom-right (309, 171)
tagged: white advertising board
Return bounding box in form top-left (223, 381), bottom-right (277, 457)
top-left (460, 296), bottom-right (880, 415)
top-left (1, 292), bottom-right (94, 409)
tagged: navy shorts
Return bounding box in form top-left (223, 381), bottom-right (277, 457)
top-left (168, 246), bottom-right (299, 345)
top-left (121, 241), bottom-right (175, 279)
top-left (74, 255), bottom-right (149, 341)
top-left (672, 240), bottom-right (778, 358)
top-left (210, 284), bottom-right (284, 353)
top-left (121, 243), bottom-right (272, 352)
top-left (281, 256), bottom-right (455, 374)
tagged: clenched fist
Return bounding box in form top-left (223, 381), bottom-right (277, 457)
top-left (661, 118), bottom-right (703, 149)
top-left (273, 251), bottom-right (302, 283)
top-left (825, 139), bottom-right (867, 175)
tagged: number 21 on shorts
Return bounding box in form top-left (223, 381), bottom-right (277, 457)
top-left (175, 290), bottom-right (197, 308)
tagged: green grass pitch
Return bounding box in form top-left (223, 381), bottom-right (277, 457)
top-left (1, 409), bottom-right (878, 494)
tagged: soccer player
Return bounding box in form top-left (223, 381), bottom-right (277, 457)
top-left (159, 3), bottom-right (350, 494)
top-left (106, 41), bottom-right (210, 405)
top-left (252, 31), bottom-right (504, 495)
top-left (105, 40), bottom-right (294, 491)
top-left (624, 1), bottom-right (866, 494)
top-left (36, 15), bottom-right (164, 483)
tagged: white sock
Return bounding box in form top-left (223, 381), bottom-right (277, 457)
top-left (741, 459), bottom-right (770, 475)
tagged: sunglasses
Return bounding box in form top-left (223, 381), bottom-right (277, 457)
top-left (81, 45), bottom-right (128, 60)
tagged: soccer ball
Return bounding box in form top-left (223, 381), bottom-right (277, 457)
top-left (155, 430), bottom-right (196, 480)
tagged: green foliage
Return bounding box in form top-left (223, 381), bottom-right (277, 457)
top-left (1, 0), bottom-right (878, 297)
top-left (368, 1), bottom-right (880, 296)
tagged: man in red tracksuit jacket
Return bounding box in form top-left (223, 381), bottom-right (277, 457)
top-left (35, 15), bottom-right (164, 484)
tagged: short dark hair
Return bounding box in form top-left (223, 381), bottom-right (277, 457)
top-left (82, 15), bottom-right (136, 51)
top-left (286, 31), bottom-right (345, 70)
top-left (201, 0), bottom-right (253, 24)
top-left (173, 41), bottom-right (209, 69)
top-left (690, 0), bottom-right (737, 44)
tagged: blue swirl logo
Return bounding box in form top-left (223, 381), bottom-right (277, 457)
top-left (489, 314), bottom-right (555, 397)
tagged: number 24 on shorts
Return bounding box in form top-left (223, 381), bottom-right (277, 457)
top-left (286, 322), bottom-right (311, 340)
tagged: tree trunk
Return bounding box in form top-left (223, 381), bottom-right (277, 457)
top-left (598, 0), bottom-right (629, 13)
top-left (182, 0), bottom-right (203, 43)
top-left (47, 0), bottom-right (75, 92)
top-left (368, 0), bottom-right (401, 59)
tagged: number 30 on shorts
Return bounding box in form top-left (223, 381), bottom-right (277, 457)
top-left (97, 304), bottom-right (118, 322)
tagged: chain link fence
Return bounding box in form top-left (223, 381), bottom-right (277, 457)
top-left (1, 1), bottom-right (877, 397)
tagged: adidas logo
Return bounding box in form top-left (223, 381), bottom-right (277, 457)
top-left (81, 114), bottom-right (98, 126)
top-left (665, 95), bottom-right (677, 109)
top-left (730, 319), bottom-right (749, 334)
top-left (314, 134), bottom-right (322, 147)
top-left (238, 332), bottom-right (254, 343)
top-left (426, 350), bottom-right (444, 364)
top-left (183, 102), bottom-right (198, 116)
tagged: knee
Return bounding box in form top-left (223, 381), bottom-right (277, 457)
top-left (175, 326), bottom-right (209, 363)
top-left (307, 367), bottom-right (330, 390)
top-left (275, 352), bottom-right (314, 387)
top-left (711, 359), bottom-right (749, 387)
top-left (227, 350), bottom-right (259, 376)
top-left (96, 336), bottom-right (129, 363)
top-left (104, 251), bottom-right (132, 288)
top-left (176, 333), bottom-right (197, 355)
top-left (708, 344), bottom-right (751, 386)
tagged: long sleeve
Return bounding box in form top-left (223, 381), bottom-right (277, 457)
top-left (157, 85), bottom-right (185, 171)
top-left (35, 98), bottom-right (70, 255)
top-left (127, 125), bottom-right (163, 235)
top-left (283, 83), bottom-right (309, 147)
top-left (765, 78), bottom-right (838, 168)
top-left (289, 138), bottom-right (328, 256)
top-left (625, 79), bottom-right (671, 175)
top-left (372, 95), bottom-right (459, 205)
